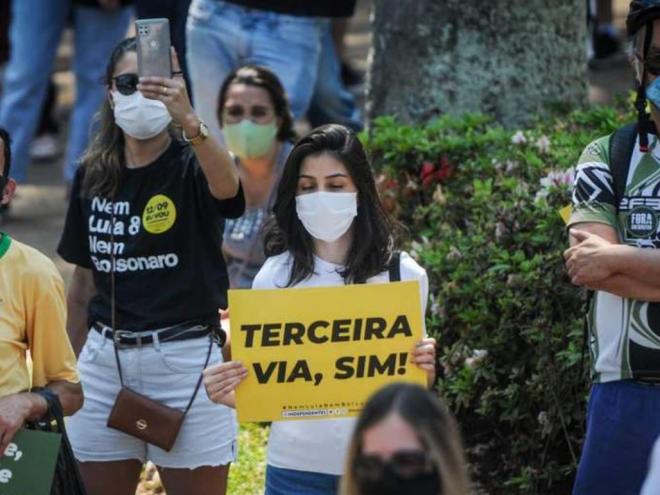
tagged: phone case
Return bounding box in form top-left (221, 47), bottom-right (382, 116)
top-left (136, 18), bottom-right (172, 78)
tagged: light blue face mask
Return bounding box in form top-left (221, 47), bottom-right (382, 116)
top-left (647, 77), bottom-right (660, 109)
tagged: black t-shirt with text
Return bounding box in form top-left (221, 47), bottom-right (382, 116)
top-left (58, 139), bottom-right (245, 331)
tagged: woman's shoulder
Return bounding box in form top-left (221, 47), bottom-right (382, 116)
top-left (251, 252), bottom-right (293, 289)
top-left (398, 251), bottom-right (427, 282)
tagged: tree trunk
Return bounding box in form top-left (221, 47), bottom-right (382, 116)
top-left (367, 0), bottom-right (587, 128)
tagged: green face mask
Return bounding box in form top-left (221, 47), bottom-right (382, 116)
top-left (223, 119), bottom-right (278, 159)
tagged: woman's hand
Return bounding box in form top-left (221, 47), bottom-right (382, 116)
top-left (411, 337), bottom-right (437, 388)
top-left (203, 361), bottom-right (248, 408)
top-left (137, 47), bottom-right (198, 133)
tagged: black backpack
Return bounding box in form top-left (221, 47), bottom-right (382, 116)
top-left (388, 251), bottom-right (401, 282)
top-left (608, 123), bottom-right (638, 208)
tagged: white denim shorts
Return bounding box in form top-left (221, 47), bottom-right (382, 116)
top-left (67, 327), bottom-right (238, 469)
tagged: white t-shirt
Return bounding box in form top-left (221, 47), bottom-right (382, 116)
top-left (251, 251), bottom-right (429, 475)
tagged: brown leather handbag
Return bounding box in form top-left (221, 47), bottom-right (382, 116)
top-left (105, 214), bottom-right (214, 452)
top-left (106, 335), bottom-right (213, 452)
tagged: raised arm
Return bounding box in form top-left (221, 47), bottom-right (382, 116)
top-left (137, 49), bottom-right (240, 200)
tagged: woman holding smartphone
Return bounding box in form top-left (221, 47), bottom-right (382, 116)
top-left (58, 37), bottom-right (244, 495)
top-left (203, 124), bottom-right (437, 495)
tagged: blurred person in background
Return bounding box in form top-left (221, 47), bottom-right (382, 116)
top-left (217, 65), bottom-right (295, 288)
top-left (306, 16), bottom-right (363, 133)
top-left (0, 2), bottom-right (63, 171)
top-left (0, 0), bottom-right (132, 191)
top-left (186, 0), bottom-right (357, 144)
top-left (587, 0), bottom-right (621, 62)
top-left (29, 81), bottom-right (62, 162)
top-left (307, 21), bottom-right (363, 132)
top-left (340, 383), bottom-right (470, 495)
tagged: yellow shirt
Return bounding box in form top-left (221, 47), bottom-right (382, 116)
top-left (0, 235), bottom-right (79, 396)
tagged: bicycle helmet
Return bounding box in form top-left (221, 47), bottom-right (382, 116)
top-left (627, 1), bottom-right (660, 151)
top-left (628, 0), bottom-right (660, 35)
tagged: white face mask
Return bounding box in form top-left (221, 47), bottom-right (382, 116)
top-left (295, 191), bottom-right (358, 242)
top-left (111, 90), bottom-right (172, 140)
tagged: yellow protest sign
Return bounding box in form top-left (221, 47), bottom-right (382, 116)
top-left (229, 281), bottom-right (426, 423)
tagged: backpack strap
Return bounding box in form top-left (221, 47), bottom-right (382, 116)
top-left (608, 122), bottom-right (638, 211)
top-left (388, 251), bottom-right (401, 282)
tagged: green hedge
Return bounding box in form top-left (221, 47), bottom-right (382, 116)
top-left (362, 103), bottom-right (633, 494)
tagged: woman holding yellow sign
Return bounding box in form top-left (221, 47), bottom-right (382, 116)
top-left (203, 124), bottom-right (436, 495)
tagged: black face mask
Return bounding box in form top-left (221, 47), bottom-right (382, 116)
top-left (353, 451), bottom-right (441, 495)
top-left (356, 470), bottom-right (440, 495)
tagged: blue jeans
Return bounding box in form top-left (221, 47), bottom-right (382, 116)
top-left (186, 0), bottom-right (324, 143)
top-left (265, 465), bottom-right (340, 495)
top-left (573, 380), bottom-right (660, 495)
top-left (307, 24), bottom-right (362, 132)
top-left (0, 0), bottom-right (132, 183)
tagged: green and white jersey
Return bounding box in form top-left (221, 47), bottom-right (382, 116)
top-left (570, 132), bottom-right (660, 383)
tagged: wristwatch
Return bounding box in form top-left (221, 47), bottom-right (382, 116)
top-left (182, 119), bottom-right (209, 145)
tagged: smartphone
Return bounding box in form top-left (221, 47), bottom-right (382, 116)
top-left (136, 18), bottom-right (172, 78)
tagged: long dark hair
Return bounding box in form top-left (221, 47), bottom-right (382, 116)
top-left (80, 37), bottom-right (136, 197)
top-left (264, 124), bottom-right (394, 286)
top-left (0, 127), bottom-right (11, 177)
top-left (341, 383), bottom-right (470, 495)
top-left (216, 65), bottom-right (295, 142)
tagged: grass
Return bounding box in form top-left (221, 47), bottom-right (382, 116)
top-left (136, 423), bottom-right (270, 494)
top-left (228, 423), bottom-right (270, 494)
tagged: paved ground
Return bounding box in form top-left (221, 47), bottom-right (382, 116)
top-left (1, 0), bottom-right (638, 285)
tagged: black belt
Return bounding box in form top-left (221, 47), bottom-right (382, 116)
top-left (93, 322), bottom-right (222, 347)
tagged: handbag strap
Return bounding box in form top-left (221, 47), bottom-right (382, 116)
top-left (109, 208), bottom-right (214, 417)
top-left (184, 336), bottom-right (214, 415)
top-left (110, 212), bottom-right (125, 387)
top-left (31, 388), bottom-right (88, 495)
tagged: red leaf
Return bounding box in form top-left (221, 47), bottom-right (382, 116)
top-left (420, 161), bottom-right (436, 181)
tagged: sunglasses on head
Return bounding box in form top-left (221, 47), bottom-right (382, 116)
top-left (113, 73), bottom-right (139, 95)
top-left (112, 70), bottom-right (184, 95)
top-left (354, 450), bottom-right (435, 481)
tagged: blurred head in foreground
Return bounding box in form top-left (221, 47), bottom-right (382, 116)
top-left (341, 383), bottom-right (470, 495)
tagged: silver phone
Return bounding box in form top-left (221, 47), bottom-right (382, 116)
top-left (136, 18), bottom-right (172, 78)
